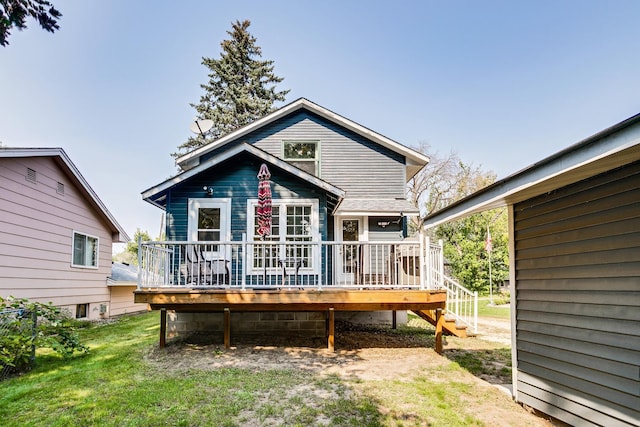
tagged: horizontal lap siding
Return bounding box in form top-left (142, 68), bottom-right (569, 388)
top-left (109, 286), bottom-right (147, 317)
top-left (167, 152), bottom-right (328, 241)
top-left (245, 111), bottom-right (406, 198)
top-left (513, 161), bottom-right (640, 427)
top-left (0, 157), bottom-right (113, 318)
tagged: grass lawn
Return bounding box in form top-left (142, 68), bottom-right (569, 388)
top-left (0, 309), bottom-right (541, 426)
top-left (477, 296), bottom-right (511, 319)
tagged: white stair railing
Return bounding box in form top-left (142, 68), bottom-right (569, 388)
top-left (422, 235), bottom-right (478, 334)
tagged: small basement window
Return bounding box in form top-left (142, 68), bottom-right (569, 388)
top-left (76, 303), bottom-right (88, 319)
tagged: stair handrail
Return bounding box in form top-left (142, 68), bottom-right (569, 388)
top-left (431, 268), bottom-right (478, 334)
top-left (420, 234), bottom-right (477, 334)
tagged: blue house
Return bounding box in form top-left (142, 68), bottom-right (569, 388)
top-left (136, 98), bottom-right (470, 349)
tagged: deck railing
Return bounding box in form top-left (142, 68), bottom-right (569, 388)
top-left (138, 240), bottom-right (437, 290)
top-left (138, 237), bottom-right (478, 333)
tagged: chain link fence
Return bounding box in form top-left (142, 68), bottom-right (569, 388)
top-left (0, 307), bottom-right (37, 381)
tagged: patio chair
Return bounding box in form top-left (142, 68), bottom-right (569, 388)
top-left (184, 244), bottom-right (203, 285)
top-left (278, 258), bottom-right (303, 287)
top-left (200, 256), bottom-right (230, 285)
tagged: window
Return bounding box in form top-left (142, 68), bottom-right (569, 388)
top-left (283, 140), bottom-right (319, 175)
top-left (196, 207), bottom-right (221, 241)
top-left (248, 199), bottom-right (318, 272)
top-left (72, 232), bottom-right (98, 268)
top-left (76, 303), bottom-right (88, 319)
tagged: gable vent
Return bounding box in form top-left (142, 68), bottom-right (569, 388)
top-left (26, 168), bottom-right (36, 183)
top-left (57, 182), bottom-right (65, 195)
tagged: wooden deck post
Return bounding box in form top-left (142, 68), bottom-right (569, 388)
top-left (223, 308), bottom-right (231, 348)
top-left (392, 310), bottom-right (397, 329)
top-left (435, 307), bottom-right (443, 354)
top-left (159, 308), bottom-right (167, 349)
top-left (328, 308), bottom-right (335, 352)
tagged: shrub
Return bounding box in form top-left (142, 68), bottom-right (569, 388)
top-left (0, 296), bottom-right (89, 375)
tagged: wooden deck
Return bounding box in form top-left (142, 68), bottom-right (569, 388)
top-left (134, 288), bottom-right (447, 353)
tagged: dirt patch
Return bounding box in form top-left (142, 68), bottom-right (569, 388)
top-left (145, 319), bottom-right (555, 426)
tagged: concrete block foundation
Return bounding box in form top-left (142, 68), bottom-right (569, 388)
top-left (166, 310), bottom-right (408, 341)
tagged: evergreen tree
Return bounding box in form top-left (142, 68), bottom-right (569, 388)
top-left (1, 0), bottom-right (62, 46)
top-left (174, 19), bottom-right (289, 157)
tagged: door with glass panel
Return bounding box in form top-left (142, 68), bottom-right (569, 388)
top-left (337, 218), bottom-right (361, 285)
top-left (185, 199), bottom-right (231, 282)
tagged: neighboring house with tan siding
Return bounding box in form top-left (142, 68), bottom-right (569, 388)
top-left (107, 262), bottom-right (148, 316)
top-left (0, 147), bottom-right (132, 320)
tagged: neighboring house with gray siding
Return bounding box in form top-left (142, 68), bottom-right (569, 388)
top-left (0, 148), bottom-right (131, 320)
top-left (424, 113), bottom-right (640, 426)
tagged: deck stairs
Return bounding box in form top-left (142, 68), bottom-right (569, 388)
top-left (423, 237), bottom-right (478, 337)
top-left (411, 309), bottom-right (471, 338)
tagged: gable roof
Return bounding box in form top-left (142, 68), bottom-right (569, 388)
top-left (142, 143), bottom-right (346, 209)
top-left (175, 98), bottom-right (429, 179)
top-left (423, 112), bottom-right (640, 229)
top-left (0, 147), bottom-right (130, 242)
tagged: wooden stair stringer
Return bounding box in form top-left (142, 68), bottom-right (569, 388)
top-left (412, 309), bottom-right (469, 338)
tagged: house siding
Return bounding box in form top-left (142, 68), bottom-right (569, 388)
top-left (513, 160), bottom-right (640, 427)
top-left (108, 285), bottom-right (148, 317)
top-left (200, 110), bottom-right (407, 198)
top-left (166, 151), bottom-right (328, 241)
top-left (0, 157), bottom-right (113, 320)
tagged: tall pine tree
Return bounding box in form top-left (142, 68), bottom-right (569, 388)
top-left (175, 19), bottom-right (289, 157)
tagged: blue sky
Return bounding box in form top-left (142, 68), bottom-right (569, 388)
top-left (2, 0), bottom-right (640, 247)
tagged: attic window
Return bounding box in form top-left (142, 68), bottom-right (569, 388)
top-left (57, 182), bottom-right (65, 195)
top-left (283, 140), bottom-right (319, 176)
top-left (26, 167), bottom-right (36, 183)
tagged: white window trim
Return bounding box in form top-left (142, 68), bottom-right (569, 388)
top-left (71, 231), bottom-right (99, 269)
top-left (187, 198), bottom-right (232, 259)
top-left (282, 140), bottom-right (321, 176)
top-left (246, 198), bottom-right (320, 274)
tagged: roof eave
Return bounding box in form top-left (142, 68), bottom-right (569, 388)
top-left (175, 98), bottom-right (430, 171)
top-left (0, 147), bottom-right (130, 242)
top-left (143, 143), bottom-right (346, 206)
top-left (423, 113), bottom-right (640, 229)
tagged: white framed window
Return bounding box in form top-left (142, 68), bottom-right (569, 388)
top-left (283, 140), bottom-right (319, 176)
top-left (247, 199), bottom-right (319, 273)
top-left (72, 231), bottom-right (98, 268)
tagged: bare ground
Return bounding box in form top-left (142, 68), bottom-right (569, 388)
top-left (146, 315), bottom-right (556, 426)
